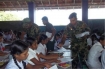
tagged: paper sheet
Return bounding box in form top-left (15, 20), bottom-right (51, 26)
top-left (75, 31), bottom-right (90, 38)
top-left (46, 32), bottom-right (54, 41)
top-left (49, 65), bottom-right (58, 69)
top-left (57, 47), bottom-right (68, 53)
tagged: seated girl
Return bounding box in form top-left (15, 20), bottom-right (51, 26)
top-left (26, 37), bottom-right (59, 69)
top-left (5, 40), bottom-right (29, 69)
top-left (37, 34), bottom-right (61, 59)
top-left (87, 35), bottom-right (105, 69)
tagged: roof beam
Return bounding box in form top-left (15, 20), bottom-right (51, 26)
top-left (48, 0), bottom-right (50, 5)
top-left (17, 1), bottom-right (21, 7)
top-left (41, 0), bottom-right (43, 6)
top-left (98, 0), bottom-right (102, 8)
top-left (0, 0), bottom-right (28, 2)
top-left (65, 0), bottom-right (67, 5)
top-left (74, 0), bottom-right (75, 4)
top-left (3, 2), bottom-right (7, 7)
top-left (10, 1), bottom-right (14, 7)
top-left (57, 0), bottom-right (58, 5)
top-left (25, 1), bottom-right (28, 6)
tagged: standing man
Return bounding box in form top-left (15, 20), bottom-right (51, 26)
top-left (22, 18), bottom-right (40, 39)
top-left (59, 12), bottom-right (90, 68)
top-left (42, 16), bottom-right (56, 52)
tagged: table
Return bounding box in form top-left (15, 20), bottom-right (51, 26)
top-left (48, 48), bottom-right (72, 69)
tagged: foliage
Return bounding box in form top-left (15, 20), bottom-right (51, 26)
top-left (0, 11), bottom-right (21, 21)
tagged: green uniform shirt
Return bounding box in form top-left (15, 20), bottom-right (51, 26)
top-left (63, 21), bottom-right (90, 61)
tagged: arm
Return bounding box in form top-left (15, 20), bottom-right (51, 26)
top-left (26, 63), bottom-right (44, 69)
top-left (39, 53), bottom-right (59, 60)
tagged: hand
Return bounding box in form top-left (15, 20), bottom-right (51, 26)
top-left (48, 37), bottom-right (52, 41)
top-left (57, 43), bottom-right (63, 48)
top-left (44, 63), bottom-right (51, 68)
top-left (56, 60), bottom-right (61, 63)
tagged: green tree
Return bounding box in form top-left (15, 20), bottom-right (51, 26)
top-left (0, 11), bottom-right (21, 21)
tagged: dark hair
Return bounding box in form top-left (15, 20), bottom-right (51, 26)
top-left (99, 35), bottom-right (105, 41)
top-left (10, 40), bottom-right (29, 69)
top-left (55, 33), bottom-right (61, 37)
top-left (0, 32), bottom-right (3, 37)
top-left (38, 34), bottom-right (47, 44)
top-left (17, 31), bottom-right (22, 38)
top-left (26, 37), bottom-right (36, 46)
top-left (42, 16), bottom-right (48, 21)
top-left (69, 12), bottom-right (77, 19)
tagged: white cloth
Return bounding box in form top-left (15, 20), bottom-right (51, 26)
top-left (3, 34), bottom-right (12, 41)
top-left (25, 48), bottom-right (39, 65)
top-left (87, 38), bottom-right (92, 46)
top-left (101, 50), bottom-right (105, 69)
top-left (37, 43), bottom-right (47, 55)
top-left (87, 42), bottom-right (103, 68)
top-left (5, 58), bottom-right (24, 69)
top-left (46, 32), bottom-right (54, 41)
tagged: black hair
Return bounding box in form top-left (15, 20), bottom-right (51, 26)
top-left (10, 40), bottom-right (29, 69)
top-left (69, 12), bottom-right (77, 19)
top-left (55, 33), bottom-right (61, 37)
top-left (0, 32), bottom-right (3, 37)
top-left (38, 34), bottom-right (47, 44)
top-left (99, 35), bottom-right (105, 41)
top-left (26, 37), bottom-right (36, 46)
top-left (0, 29), bottom-right (3, 33)
top-left (17, 31), bottom-right (22, 38)
top-left (42, 16), bottom-right (48, 21)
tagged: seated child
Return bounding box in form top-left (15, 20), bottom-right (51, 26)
top-left (17, 31), bottom-right (27, 41)
top-left (26, 37), bottom-right (60, 69)
top-left (5, 40), bottom-right (29, 69)
top-left (0, 32), bottom-right (5, 51)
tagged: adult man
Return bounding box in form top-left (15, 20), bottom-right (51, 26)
top-left (59, 12), bottom-right (90, 68)
top-left (22, 18), bottom-right (40, 39)
top-left (42, 16), bottom-right (56, 52)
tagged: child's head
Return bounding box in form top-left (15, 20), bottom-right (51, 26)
top-left (10, 40), bottom-right (29, 69)
top-left (55, 33), bottom-right (61, 40)
top-left (8, 29), bottom-right (13, 34)
top-left (17, 31), bottom-right (26, 39)
top-left (26, 37), bottom-right (37, 50)
top-left (99, 34), bottom-right (105, 46)
top-left (38, 34), bottom-right (48, 44)
top-left (10, 40), bottom-right (29, 60)
top-left (0, 33), bottom-right (3, 42)
top-left (4, 30), bottom-right (8, 35)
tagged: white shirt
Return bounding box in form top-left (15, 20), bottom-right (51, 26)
top-left (5, 58), bottom-right (24, 69)
top-left (88, 42), bottom-right (103, 68)
top-left (101, 50), bottom-right (105, 69)
top-left (37, 43), bottom-right (47, 55)
top-left (87, 37), bottom-right (92, 46)
top-left (25, 48), bottom-right (40, 65)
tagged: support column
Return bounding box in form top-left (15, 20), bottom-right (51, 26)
top-left (28, 2), bottom-right (35, 23)
top-left (82, 0), bottom-right (88, 24)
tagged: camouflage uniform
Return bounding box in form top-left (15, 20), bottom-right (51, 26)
top-left (25, 23), bottom-right (40, 39)
top-left (63, 21), bottom-right (90, 68)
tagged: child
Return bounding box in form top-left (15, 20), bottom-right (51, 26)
top-left (5, 40), bottom-right (29, 69)
top-left (37, 34), bottom-right (48, 55)
top-left (17, 31), bottom-right (27, 41)
top-left (87, 35), bottom-right (105, 69)
top-left (0, 32), bottom-right (5, 51)
top-left (26, 37), bottom-right (59, 69)
top-left (54, 33), bottom-right (61, 50)
top-left (37, 34), bottom-right (60, 58)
